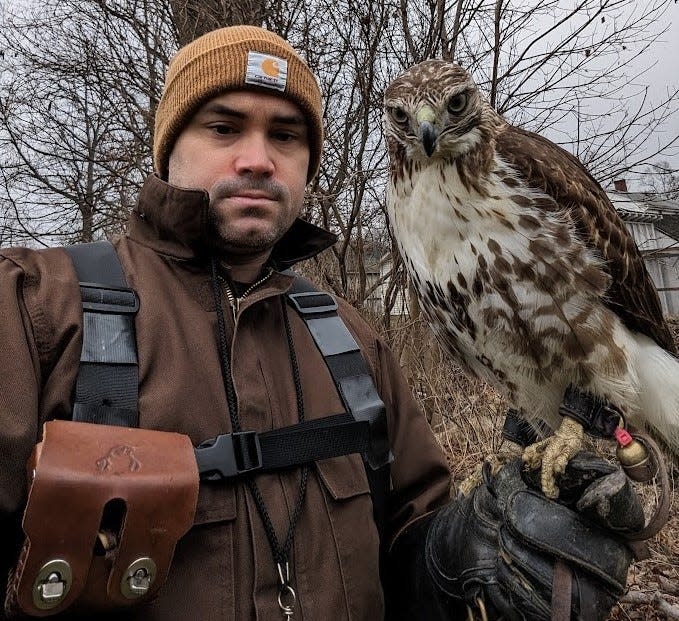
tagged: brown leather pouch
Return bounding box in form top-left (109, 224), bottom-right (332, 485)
top-left (5, 420), bottom-right (199, 617)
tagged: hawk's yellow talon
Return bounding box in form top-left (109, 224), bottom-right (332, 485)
top-left (522, 418), bottom-right (584, 498)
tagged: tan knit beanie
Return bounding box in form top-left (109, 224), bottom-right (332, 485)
top-left (154, 26), bottom-right (323, 182)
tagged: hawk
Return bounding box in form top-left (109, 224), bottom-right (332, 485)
top-left (383, 59), bottom-right (679, 497)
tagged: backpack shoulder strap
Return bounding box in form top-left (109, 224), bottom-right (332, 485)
top-left (63, 241), bottom-right (139, 427)
top-left (286, 273), bottom-right (392, 468)
top-left (285, 272), bottom-right (392, 534)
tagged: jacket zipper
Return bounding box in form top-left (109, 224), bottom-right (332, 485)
top-left (219, 268), bottom-right (274, 323)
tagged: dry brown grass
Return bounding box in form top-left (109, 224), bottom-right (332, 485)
top-left (377, 315), bottom-right (679, 620)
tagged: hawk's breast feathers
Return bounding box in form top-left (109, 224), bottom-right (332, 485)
top-left (384, 60), bottom-right (679, 445)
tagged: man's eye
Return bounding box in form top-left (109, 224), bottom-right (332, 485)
top-left (212, 124), bottom-right (236, 135)
top-left (274, 131), bottom-right (297, 142)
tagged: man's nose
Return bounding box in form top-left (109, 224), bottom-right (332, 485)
top-left (234, 132), bottom-right (275, 176)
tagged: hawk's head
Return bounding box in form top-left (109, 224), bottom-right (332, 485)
top-left (383, 60), bottom-right (492, 163)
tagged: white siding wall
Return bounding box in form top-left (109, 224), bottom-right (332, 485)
top-left (660, 255), bottom-right (679, 315)
top-left (625, 221), bottom-right (679, 316)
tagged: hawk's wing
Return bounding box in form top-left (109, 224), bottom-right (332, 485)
top-left (496, 124), bottom-right (676, 354)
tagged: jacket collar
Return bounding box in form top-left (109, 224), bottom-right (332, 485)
top-left (128, 174), bottom-right (337, 268)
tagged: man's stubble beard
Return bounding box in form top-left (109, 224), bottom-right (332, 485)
top-left (206, 178), bottom-right (298, 253)
top-left (207, 206), bottom-right (289, 252)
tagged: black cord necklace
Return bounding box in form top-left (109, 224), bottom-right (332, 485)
top-left (210, 258), bottom-right (309, 620)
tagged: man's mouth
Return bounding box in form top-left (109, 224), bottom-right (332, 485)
top-left (210, 179), bottom-right (286, 208)
top-left (226, 193), bottom-right (277, 210)
top-left (231, 190), bottom-right (275, 200)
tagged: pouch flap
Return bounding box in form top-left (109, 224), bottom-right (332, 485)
top-left (13, 420), bottom-right (199, 616)
top-left (503, 490), bottom-right (629, 592)
top-left (193, 483), bottom-right (237, 525)
top-left (316, 453), bottom-right (370, 500)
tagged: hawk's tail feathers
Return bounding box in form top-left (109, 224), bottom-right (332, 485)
top-left (632, 333), bottom-right (679, 456)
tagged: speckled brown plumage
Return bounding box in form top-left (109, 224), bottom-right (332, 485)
top-left (383, 60), bottom-right (679, 476)
top-left (496, 124), bottom-right (676, 354)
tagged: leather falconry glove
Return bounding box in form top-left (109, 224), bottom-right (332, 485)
top-left (386, 453), bottom-right (643, 621)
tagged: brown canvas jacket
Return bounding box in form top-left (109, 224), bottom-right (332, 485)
top-left (0, 174), bottom-right (451, 620)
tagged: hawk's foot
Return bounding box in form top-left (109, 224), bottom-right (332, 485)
top-left (458, 454), bottom-right (509, 497)
top-left (522, 417), bottom-right (584, 499)
top-left (522, 441), bottom-right (545, 470)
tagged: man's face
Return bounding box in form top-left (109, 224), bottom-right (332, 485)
top-left (168, 91), bottom-right (310, 254)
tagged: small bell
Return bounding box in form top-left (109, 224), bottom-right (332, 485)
top-left (614, 428), bottom-right (654, 483)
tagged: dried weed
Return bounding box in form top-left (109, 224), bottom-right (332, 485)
top-left (378, 315), bottom-right (679, 620)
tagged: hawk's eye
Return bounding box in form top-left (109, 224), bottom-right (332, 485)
top-left (389, 106), bottom-right (409, 125)
top-left (447, 93), bottom-right (467, 114)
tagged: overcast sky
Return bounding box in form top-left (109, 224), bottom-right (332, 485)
top-left (5, 0), bottom-right (679, 192)
top-left (624, 1), bottom-right (679, 188)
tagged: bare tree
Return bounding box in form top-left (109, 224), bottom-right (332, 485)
top-left (642, 161), bottom-right (679, 200)
top-left (0, 0), bottom-right (677, 312)
top-left (266, 0), bottom-right (394, 309)
top-left (0, 0), bottom-right (175, 243)
top-left (170, 0), bottom-right (266, 45)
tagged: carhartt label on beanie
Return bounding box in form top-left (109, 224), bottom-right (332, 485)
top-left (153, 26), bottom-right (323, 182)
top-left (245, 52), bottom-right (288, 91)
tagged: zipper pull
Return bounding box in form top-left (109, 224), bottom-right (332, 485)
top-left (220, 277), bottom-right (238, 323)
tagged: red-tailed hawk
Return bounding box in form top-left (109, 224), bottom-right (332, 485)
top-left (383, 59), bottom-right (679, 497)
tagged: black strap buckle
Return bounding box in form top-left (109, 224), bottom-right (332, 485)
top-left (79, 282), bottom-right (139, 314)
top-left (288, 291), bottom-right (337, 316)
top-left (195, 431), bottom-right (263, 481)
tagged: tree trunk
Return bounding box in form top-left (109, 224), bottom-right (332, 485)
top-left (169, 0), bottom-right (266, 46)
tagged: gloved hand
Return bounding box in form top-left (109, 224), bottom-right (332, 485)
top-left (423, 453), bottom-right (644, 621)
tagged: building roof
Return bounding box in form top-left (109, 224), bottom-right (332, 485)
top-left (607, 190), bottom-right (679, 230)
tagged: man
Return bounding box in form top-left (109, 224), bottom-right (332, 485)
top-left (0, 25), bottom-right (642, 620)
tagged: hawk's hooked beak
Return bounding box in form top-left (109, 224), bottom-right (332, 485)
top-left (416, 107), bottom-right (438, 157)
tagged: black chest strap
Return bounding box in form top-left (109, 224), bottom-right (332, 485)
top-left (285, 275), bottom-right (392, 536)
top-left (63, 242), bottom-right (139, 427)
top-left (65, 243), bottom-right (391, 530)
top-left (286, 275), bottom-right (392, 470)
top-left (196, 277), bottom-right (393, 475)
